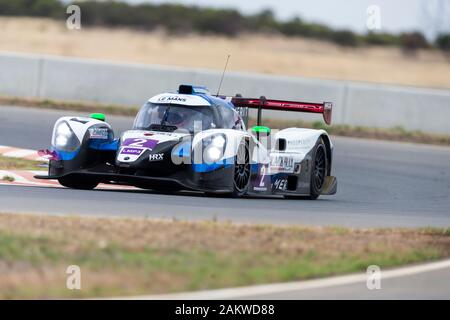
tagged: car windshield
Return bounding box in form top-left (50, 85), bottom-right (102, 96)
top-left (133, 102), bottom-right (216, 133)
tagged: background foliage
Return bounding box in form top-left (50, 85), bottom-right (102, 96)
top-left (0, 0), bottom-right (449, 52)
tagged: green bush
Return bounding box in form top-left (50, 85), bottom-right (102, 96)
top-left (436, 34), bottom-right (450, 52)
top-left (0, 0), bottom-right (63, 17)
top-left (330, 30), bottom-right (359, 47)
top-left (365, 32), bottom-right (401, 46)
top-left (400, 32), bottom-right (429, 53)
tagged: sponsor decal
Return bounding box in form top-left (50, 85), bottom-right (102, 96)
top-left (287, 139), bottom-right (309, 147)
top-left (255, 165), bottom-right (268, 191)
top-left (157, 95), bottom-right (187, 103)
top-left (120, 147), bottom-right (144, 155)
top-left (270, 155), bottom-right (294, 173)
top-left (149, 153), bottom-right (164, 161)
top-left (251, 164), bottom-right (270, 193)
top-left (273, 178), bottom-right (287, 190)
top-left (122, 138), bottom-right (158, 150)
top-left (153, 132), bottom-right (176, 136)
top-left (253, 186), bottom-right (268, 192)
top-left (88, 128), bottom-right (109, 139)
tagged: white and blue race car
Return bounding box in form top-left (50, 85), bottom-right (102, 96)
top-left (36, 85), bottom-right (337, 199)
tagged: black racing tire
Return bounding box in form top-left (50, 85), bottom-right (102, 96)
top-left (231, 139), bottom-right (250, 197)
top-left (283, 139), bottom-right (328, 200)
top-left (58, 176), bottom-right (99, 190)
top-left (308, 139), bottom-right (328, 200)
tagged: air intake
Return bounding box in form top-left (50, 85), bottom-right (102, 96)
top-left (178, 85), bottom-right (194, 94)
top-left (276, 138), bottom-right (286, 151)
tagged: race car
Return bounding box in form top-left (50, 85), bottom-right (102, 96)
top-left (35, 84), bottom-right (337, 199)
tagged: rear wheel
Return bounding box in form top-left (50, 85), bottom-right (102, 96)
top-left (283, 139), bottom-right (328, 200)
top-left (309, 139), bottom-right (327, 200)
top-left (231, 140), bottom-right (250, 197)
top-left (58, 176), bottom-right (99, 190)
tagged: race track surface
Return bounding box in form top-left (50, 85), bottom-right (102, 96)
top-left (1, 105), bottom-right (450, 228)
top-left (247, 265), bottom-right (450, 299)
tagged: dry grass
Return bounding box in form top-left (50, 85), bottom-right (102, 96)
top-left (0, 212), bottom-right (449, 299)
top-left (0, 96), bottom-right (138, 116)
top-left (1, 17), bottom-right (450, 89)
top-left (0, 155), bottom-right (43, 171)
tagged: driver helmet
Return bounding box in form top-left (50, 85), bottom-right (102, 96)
top-left (166, 109), bottom-right (190, 127)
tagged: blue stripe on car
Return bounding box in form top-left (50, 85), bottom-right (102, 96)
top-left (89, 139), bottom-right (119, 151)
top-left (54, 149), bottom-right (79, 161)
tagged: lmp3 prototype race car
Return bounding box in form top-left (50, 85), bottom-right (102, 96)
top-left (35, 85), bottom-right (337, 199)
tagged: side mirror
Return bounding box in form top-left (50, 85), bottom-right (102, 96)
top-left (90, 113), bottom-right (106, 122)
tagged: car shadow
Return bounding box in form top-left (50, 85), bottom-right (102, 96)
top-left (90, 186), bottom-right (337, 201)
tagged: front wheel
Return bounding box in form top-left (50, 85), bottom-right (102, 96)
top-left (58, 176), bottom-right (99, 190)
top-left (231, 140), bottom-right (250, 197)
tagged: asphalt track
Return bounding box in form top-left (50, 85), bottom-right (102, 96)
top-left (1, 105), bottom-right (450, 228)
top-left (249, 266), bottom-right (450, 299)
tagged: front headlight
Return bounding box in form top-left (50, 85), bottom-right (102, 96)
top-left (205, 145), bottom-right (222, 162)
top-left (52, 121), bottom-right (80, 151)
top-left (211, 135), bottom-right (226, 148)
top-left (203, 134), bottom-right (227, 164)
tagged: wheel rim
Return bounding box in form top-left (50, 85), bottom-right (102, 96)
top-left (234, 142), bottom-right (250, 192)
top-left (312, 145), bottom-right (326, 191)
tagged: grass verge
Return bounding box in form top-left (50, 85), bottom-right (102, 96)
top-left (0, 96), bottom-right (138, 117)
top-left (2, 96), bottom-right (450, 146)
top-left (0, 212), bottom-right (449, 299)
top-left (0, 155), bottom-right (44, 171)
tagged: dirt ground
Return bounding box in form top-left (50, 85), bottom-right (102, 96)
top-left (1, 17), bottom-right (450, 89)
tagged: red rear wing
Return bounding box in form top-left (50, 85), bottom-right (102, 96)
top-left (231, 97), bottom-right (333, 125)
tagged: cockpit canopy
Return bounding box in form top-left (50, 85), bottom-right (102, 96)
top-left (133, 102), bottom-right (217, 133)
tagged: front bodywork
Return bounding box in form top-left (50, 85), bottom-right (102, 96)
top-left (42, 125), bottom-right (240, 193)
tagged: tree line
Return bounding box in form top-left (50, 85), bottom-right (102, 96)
top-left (1, 0), bottom-right (449, 53)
